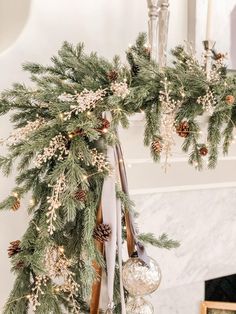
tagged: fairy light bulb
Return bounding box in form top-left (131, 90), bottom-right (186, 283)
top-left (12, 192), bottom-right (18, 198)
top-left (58, 246), bottom-right (64, 254)
top-left (59, 113), bottom-right (64, 120)
top-left (29, 198), bottom-right (35, 206)
top-left (68, 133), bottom-right (74, 139)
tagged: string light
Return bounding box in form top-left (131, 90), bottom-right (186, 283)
top-left (29, 198), bottom-right (35, 206)
top-left (58, 246), bottom-right (65, 254)
top-left (102, 128), bottom-right (108, 134)
top-left (12, 192), bottom-right (18, 198)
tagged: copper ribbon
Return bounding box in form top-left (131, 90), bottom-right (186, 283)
top-left (116, 143), bottom-right (135, 256)
top-left (90, 203), bottom-right (103, 314)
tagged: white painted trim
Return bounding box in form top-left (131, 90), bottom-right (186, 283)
top-left (130, 181), bottom-right (236, 195)
top-left (126, 156), bottom-right (236, 165)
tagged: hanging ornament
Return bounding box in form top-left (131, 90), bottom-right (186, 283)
top-left (225, 95), bottom-right (235, 105)
top-left (151, 138), bottom-right (163, 154)
top-left (11, 197), bottom-right (21, 211)
top-left (107, 70), bottom-right (118, 82)
top-left (93, 223), bottom-right (112, 243)
top-left (199, 145), bottom-right (208, 156)
top-left (122, 257), bottom-right (161, 297)
top-left (176, 121), bottom-right (190, 138)
top-left (126, 297), bottom-right (154, 314)
top-left (8, 240), bottom-right (21, 257)
top-left (74, 189), bottom-right (87, 202)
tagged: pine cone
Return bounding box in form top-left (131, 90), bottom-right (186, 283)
top-left (225, 95), bottom-right (235, 105)
top-left (8, 240), bottom-right (21, 257)
top-left (93, 224), bottom-right (112, 243)
top-left (15, 261), bottom-right (25, 270)
top-left (151, 139), bottom-right (162, 154)
top-left (107, 70), bottom-right (118, 82)
top-left (176, 121), bottom-right (190, 138)
top-left (214, 52), bottom-right (225, 61)
top-left (11, 198), bottom-right (20, 211)
top-left (75, 189), bottom-right (87, 202)
top-left (199, 146), bottom-right (208, 156)
top-left (131, 64), bottom-right (140, 76)
top-left (98, 118), bottom-right (110, 133)
top-left (144, 47), bottom-right (151, 60)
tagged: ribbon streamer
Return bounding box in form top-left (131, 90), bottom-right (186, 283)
top-left (90, 204), bottom-right (104, 314)
top-left (101, 146), bottom-right (117, 312)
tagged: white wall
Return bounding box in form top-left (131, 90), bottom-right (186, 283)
top-left (190, 0), bottom-right (236, 69)
top-left (135, 187), bottom-right (236, 313)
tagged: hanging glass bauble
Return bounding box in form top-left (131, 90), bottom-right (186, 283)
top-left (126, 297), bottom-right (154, 314)
top-left (122, 257), bottom-right (161, 297)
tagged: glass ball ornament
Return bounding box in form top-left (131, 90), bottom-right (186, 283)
top-left (122, 257), bottom-right (161, 297)
top-left (126, 297), bottom-right (154, 314)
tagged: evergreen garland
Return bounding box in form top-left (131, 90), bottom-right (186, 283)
top-left (0, 33), bottom-right (235, 313)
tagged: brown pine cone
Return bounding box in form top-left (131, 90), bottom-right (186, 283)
top-left (132, 64), bottom-right (140, 76)
top-left (8, 240), bottom-right (21, 257)
top-left (75, 189), bottom-right (87, 202)
top-left (144, 46), bottom-right (151, 59)
top-left (93, 223), bottom-right (112, 243)
top-left (107, 70), bottom-right (118, 82)
top-left (15, 261), bottom-right (25, 270)
top-left (199, 146), bottom-right (208, 156)
top-left (214, 53), bottom-right (225, 61)
top-left (176, 121), bottom-right (190, 138)
top-left (225, 95), bottom-right (235, 105)
top-left (151, 139), bottom-right (163, 154)
top-left (11, 198), bottom-right (20, 211)
top-left (98, 118), bottom-right (110, 133)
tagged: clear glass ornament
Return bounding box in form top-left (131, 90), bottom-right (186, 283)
top-left (122, 257), bottom-right (161, 296)
top-left (126, 297), bottom-right (154, 314)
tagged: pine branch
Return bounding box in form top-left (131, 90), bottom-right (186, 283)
top-left (138, 232), bottom-right (180, 249)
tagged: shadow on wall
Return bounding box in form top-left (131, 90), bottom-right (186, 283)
top-left (231, 5), bottom-right (236, 69)
top-left (0, 0), bottom-right (31, 53)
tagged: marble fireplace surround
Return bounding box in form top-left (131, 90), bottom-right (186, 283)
top-left (133, 187), bottom-right (236, 313)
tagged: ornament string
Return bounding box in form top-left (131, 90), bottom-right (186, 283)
top-left (116, 143), bottom-right (150, 266)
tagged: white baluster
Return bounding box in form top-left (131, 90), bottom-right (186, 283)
top-left (147, 0), bottom-right (160, 62)
top-left (158, 0), bottom-right (170, 67)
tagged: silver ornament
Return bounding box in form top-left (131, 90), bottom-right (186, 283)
top-left (126, 297), bottom-right (154, 314)
top-left (122, 257), bottom-right (161, 296)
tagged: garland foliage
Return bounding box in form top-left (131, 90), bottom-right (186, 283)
top-left (0, 33), bottom-right (235, 313)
